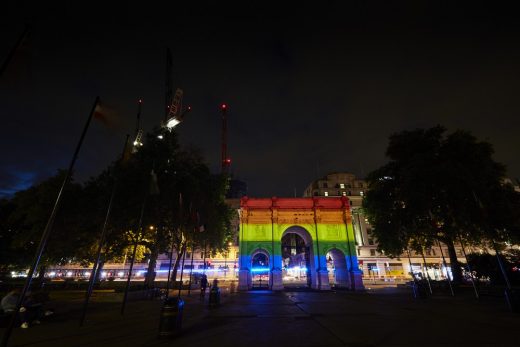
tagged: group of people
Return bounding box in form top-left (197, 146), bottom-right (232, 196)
top-left (1, 289), bottom-right (53, 329)
top-left (199, 274), bottom-right (220, 299)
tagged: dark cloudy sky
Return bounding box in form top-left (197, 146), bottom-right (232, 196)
top-left (1, 2), bottom-right (519, 198)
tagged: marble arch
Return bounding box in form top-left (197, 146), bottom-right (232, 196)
top-left (237, 197), bottom-right (364, 291)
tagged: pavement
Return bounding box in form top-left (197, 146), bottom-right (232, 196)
top-left (1, 285), bottom-right (518, 347)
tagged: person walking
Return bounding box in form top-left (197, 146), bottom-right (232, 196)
top-left (200, 274), bottom-right (208, 300)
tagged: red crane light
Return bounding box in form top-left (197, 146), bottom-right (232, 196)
top-left (221, 103), bottom-right (227, 110)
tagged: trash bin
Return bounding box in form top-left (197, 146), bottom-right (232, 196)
top-left (417, 280), bottom-right (428, 299)
top-left (158, 296), bottom-right (184, 338)
top-left (208, 286), bottom-right (221, 307)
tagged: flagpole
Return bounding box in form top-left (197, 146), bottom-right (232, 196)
top-left (165, 232), bottom-right (176, 299)
top-left (187, 240), bottom-right (195, 296)
top-left (457, 234), bottom-right (479, 299)
top-left (177, 243), bottom-right (187, 298)
top-left (491, 240), bottom-right (517, 312)
top-left (1, 96), bottom-right (99, 347)
top-left (437, 240), bottom-right (455, 296)
top-left (121, 195), bottom-right (147, 315)
top-left (406, 249), bottom-right (418, 299)
top-left (0, 25), bottom-right (29, 78)
top-left (203, 240), bottom-right (207, 276)
top-left (419, 247), bottom-right (433, 295)
top-left (80, 134), bottom-right (130, 326)
top-left (472, 190), bottom-right (516, 310)
top-left (164, 48), bottom-right (173, 123)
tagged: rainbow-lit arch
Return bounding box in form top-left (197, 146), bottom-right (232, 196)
top-left (237, 197), bottom-right (364, 291)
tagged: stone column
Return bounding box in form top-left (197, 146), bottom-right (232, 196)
top-left (238, 269), bottom-right (251, 291)
top-left (271, 268), bottom-right (284, 290)
top-left (351, 269), bottom-right (365, 291)
top-left (317, 269), bottom-right (331, 290)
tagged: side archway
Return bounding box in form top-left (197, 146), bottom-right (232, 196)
top-left (326, 248), bottom-right (349, 288)
top-left (250, 249), bottom-right (270, 289)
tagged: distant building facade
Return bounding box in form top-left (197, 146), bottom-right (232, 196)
top-left (304, 172), bottom-right (467, 281)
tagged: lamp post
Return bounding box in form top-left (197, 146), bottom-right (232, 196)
top-left (224, 242), bottom-right (232, 277)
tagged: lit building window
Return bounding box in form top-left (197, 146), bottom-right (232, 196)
top-left (324, 191), bottom-right (329, 196)
top-left (360, 191), bottom-right (364, 196)
top-left (340, 183), bottom-right (345, 189)
top-left (342, 191), bottom-right (346, 196)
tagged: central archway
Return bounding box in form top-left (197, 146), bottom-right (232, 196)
top-left (281, 226), bottom-right (317, 289)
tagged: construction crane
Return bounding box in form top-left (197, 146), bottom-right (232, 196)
top-left (132, 99), bottom-right (144, 153)
top-left (221, 103), bottom-right (231, 174)
top-left (165, 88), bottom-right (190, 130)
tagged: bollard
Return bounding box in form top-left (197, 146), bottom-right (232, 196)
top-left (158, 296), bottom-right (184, 338)
top-left (209, 286), bottom-right (221, 307)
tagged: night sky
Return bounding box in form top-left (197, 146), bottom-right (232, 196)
top-left (1, 2), bottom-right (519, 198)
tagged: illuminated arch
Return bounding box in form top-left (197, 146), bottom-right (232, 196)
top-left (237, 197), bottom-right (364, 291)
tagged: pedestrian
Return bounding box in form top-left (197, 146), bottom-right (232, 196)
top-left (200, 274), bottom-right (208, 299)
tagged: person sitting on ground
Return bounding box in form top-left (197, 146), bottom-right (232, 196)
top-left (1, 289), bottom-right (20, 315)
top-left (1, 289), bottom-right (35, 328)
top-left (6, 290), bottom-right (53, 329)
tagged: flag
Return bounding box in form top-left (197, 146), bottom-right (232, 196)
top-left (149, 169), bottom-right (160, 195)
top-left (93, 100), bottom-right (120, 129)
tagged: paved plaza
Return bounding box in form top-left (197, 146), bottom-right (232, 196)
top-left (1, 285), bottom-right (518, 347)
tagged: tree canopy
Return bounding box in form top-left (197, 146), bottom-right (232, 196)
top-left (0, 126), bottom-right (234, 283)
top-left (363, 125), bottom-right (520, 283)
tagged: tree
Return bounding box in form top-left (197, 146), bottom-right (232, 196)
top-left (0, 198), bottom-right (17, 274)
top-left (363, 126), bottom-right (520, 284)
top-left (88, 127), bottom-right (233, 287)
top-left (467, 249), bottom-right (520, 285)
top-left (0, 126), bottom-right (233, 289)
top-left (2, 170), bottom-right (93, 281)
